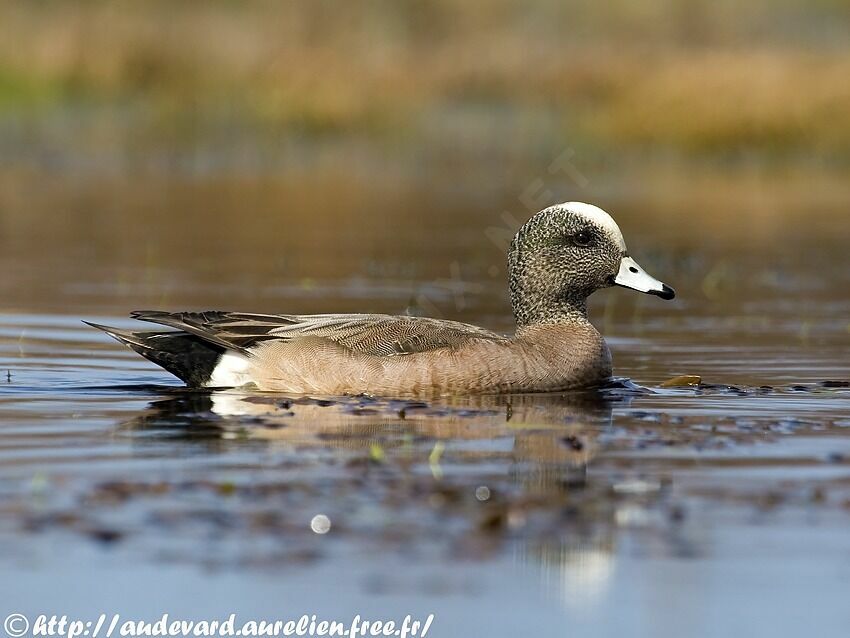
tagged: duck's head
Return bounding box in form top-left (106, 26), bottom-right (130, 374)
top-left (508, 202), bottom-right (674, 326)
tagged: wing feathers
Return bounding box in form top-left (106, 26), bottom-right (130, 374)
top-left (129, 310), bottom-right (506, 356)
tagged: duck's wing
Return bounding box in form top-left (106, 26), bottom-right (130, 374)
top-left (129, 310), bottom-right (508, 356)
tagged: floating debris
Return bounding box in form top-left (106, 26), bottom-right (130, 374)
top-left (561, 435), bottom-right (584, 451)
top-left (87, 527), bottom-right (124, 544)
top-left (475, 486), bottom-right (491, 501)
top-left (613, 479), bottom-right (662, 495)
top-left (660, 375), bottom-right (702, 387)
top-left (369, 443), bottom-right (386, 463)
top-left (310, 514), bottom-right (331, 535)
top-left (429, 441), bottom-right (446, 479)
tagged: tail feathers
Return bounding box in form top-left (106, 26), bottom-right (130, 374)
top-left (85, 321), bottom-right (225, 387)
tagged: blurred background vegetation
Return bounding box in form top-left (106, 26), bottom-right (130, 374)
top-left (2, 0), bottom-right (850, 169)
top-left (1, 0), bottom-right (849, 317)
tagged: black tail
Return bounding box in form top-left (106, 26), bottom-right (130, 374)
top-left (84, 322), bottom-right (224, 387)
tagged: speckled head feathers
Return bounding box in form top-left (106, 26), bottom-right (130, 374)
top-left (508, 202), bottom-right (673, 327)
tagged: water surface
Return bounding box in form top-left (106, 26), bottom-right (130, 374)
top-left (1, 169), bottom-right (849, 637)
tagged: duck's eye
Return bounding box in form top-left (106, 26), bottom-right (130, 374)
top-left (572, 230), bottom-right (593, 247)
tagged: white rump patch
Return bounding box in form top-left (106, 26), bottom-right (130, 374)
top-left (559, 202), bottom-right (627, 251)
top-left (207, 351), bottom-right (252, 388)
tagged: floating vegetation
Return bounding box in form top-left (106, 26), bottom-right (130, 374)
top-left (659, 375), bottom-right (702, 388)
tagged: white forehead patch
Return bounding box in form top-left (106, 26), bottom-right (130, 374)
top-left (558, 202), bottom-right (627, 251)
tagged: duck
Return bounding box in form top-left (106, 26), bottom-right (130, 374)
top-left (87, 202), bottom-right (674, 396)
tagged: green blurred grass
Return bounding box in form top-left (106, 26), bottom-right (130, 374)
top-left (1, 0), bottom-right (850, 163)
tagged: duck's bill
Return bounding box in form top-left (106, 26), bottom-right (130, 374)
top-left (614, 256), bottom-right (675, 300)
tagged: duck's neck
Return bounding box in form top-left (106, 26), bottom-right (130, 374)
top-left (511, 293), bottom-right (590, 328)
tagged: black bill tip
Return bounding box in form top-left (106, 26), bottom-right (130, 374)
top-left (650, 284), bottom-right (676, 300)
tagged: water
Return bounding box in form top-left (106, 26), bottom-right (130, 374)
top-left (1, 167), bottom-right (849, 637)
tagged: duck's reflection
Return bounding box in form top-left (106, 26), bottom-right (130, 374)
top-left (121, 387), bottom-right (619, 456)
top-left (120, 384), bottom-right (649, 611)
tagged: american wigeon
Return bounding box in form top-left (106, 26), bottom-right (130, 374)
top-left (88, 202), bottom-right (674, 395)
